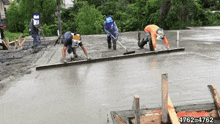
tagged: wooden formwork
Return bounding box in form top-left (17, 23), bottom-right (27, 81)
top-left (111, 73), bottom-right (220, 124)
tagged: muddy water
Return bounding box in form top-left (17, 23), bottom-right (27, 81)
top-left (1, 27), bottom-right (220, 124)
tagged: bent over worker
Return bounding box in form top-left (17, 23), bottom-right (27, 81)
top-left (138, 24), bottom-right (169, 51)
top-left (61, 31), bottom-right (89, 63)
top-left (103, 15), bottom-right (119, 50)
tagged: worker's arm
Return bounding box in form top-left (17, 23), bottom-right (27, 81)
top-left (163, 36), bottom-right (169, 48)
top-left (0, 26), bottom-right (7, 30)
top-left (62, 46), bottom-right (67, 58)
top-left (151, 33), bottom-right (157, 49)
top-left (103, 22), bottom-right (110, 34)
top-left (81, 45), bottom-right (88, 56)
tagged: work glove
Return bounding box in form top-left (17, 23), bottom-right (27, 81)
top-left (154, 48), bottom-right (158, 53)
top-left (167, 46), bottom-right (170, 50)
top-left (61, 58), bottom-right (68, 63)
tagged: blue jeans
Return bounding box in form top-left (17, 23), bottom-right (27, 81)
top-left (31, 34), bottom-right (40, 47)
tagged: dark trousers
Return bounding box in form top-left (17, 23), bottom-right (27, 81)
top-left (107, 35), bottom-right (117, 45)
top-left (138, 32), bottom-right (151, 48)
top-left (31, 34), bottom-right (40, 47)
top-left (67, 45), bottom-right (76, 54)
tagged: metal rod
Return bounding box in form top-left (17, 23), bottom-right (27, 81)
top-left (177, 31), bottom-right (179, 48)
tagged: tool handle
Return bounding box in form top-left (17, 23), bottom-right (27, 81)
top-left (110, 34), bottom-right (128, 51)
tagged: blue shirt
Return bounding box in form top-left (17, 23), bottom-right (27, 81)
top-left (63, 32), bottom-right (83, 48)
top-left (103, 21), bottom-right (119, 37)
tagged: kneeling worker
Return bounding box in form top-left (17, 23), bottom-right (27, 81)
top-left (62, 31), bottom-right (89, 63)
top-left (138, 24), bottom-right (170, 51)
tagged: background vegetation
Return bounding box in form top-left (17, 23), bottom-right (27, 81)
top-left (4, 0), bottom-right (220, 40)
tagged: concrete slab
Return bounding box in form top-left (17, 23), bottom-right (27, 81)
top-left (1, 27), bottom-right (220, 124)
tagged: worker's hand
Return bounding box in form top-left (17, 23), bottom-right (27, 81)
top-left (38, 28), bottom-right (43, 32)
top-left (167, 46), bottom-right (170, 50)
top-left (154, 48), bottom-right (158, 53)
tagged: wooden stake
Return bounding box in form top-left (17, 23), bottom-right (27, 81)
top-left (168, 95), bottom-right (180, 124)
top-left (162, 73), bottom-right (168, 123)
top-left (114, 115), bottom-right (126, 124)
top-left (208, 84), bottom-right (220, 116)
top-left (134, 95), bottom-right (140, 124)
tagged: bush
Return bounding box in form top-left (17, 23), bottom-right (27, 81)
top-left (75, 4), bottom-right (105, 35)
top-left (41, 23), bottom-right (58, 37)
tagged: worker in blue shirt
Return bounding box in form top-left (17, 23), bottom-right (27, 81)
top-left (103, 15), bottom-right (119, 50)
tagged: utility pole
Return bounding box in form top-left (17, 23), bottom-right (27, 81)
top-left (56, 0), bottom-right (62, 43)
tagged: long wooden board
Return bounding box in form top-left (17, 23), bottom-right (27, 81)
top-left (36, 47), bottom-right (185, 70)
top-left (162, 73), bottom-right (168, 123)
top-left (168, 95), bottom-right (180, 124)
top-left (208, 85), bottom-right (220, 116)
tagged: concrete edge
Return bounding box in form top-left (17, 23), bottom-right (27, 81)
top-left (36, 47), bottom-right (185, 70)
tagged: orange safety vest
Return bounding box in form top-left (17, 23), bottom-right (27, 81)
top-left (144, 24), bottom-right (169, 49)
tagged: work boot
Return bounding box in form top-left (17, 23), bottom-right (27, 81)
top-left (108, 44), bottom-right (111, 49)
top-left (74, 53), bottom-right (78, 58)
top-left (113, 44), bottom-right (116, 50)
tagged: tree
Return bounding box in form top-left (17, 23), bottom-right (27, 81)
top-left (6, 1), bottom-right (20, 32)
top-left (6, 0), bottom-right (61, 33)
top-left (75, 3), bottom-right (105, 34)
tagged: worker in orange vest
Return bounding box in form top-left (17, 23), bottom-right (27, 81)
top-left (138, 24), bottom-right (170, 51)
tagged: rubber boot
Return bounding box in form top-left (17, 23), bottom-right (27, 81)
top-left (108, 44), bottom-right (111, 49)
top-left (113, 44), bottom-right (116, 50)
top-left (138, 38), bottom-right (147, 49)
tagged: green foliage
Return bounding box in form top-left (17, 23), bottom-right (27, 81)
top-left (61, 1), bottom-right (89, 33)
top-left (75, 4), bottom-right (105, 35)
top-left (6, 1), bottom-right (20, 32)
top-left (6, 0), bottom-right (58, 33)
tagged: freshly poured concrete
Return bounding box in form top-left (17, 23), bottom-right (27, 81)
top-left (1, 26), bottom-right (220, 124)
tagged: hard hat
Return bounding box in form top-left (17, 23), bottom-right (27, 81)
top-left (71, 39), bottom-right (81, 48)
top-left (156, 28), bottom-right (165, 40)
top-left (105, 15), bottom-right (113, 28)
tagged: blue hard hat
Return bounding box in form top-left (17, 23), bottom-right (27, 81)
top-left (105, 15), bottom-right (113, 28)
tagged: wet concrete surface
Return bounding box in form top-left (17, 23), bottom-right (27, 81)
top-left (1, 26), bottom-right (220, 124)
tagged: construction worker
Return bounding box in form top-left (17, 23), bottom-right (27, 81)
top-left (29, 13), bottom-right (42, 51)
top-left (138, 24), bottom-right (170, 51)
top-left (61, 31), bottom-right (89, 63)
top-left (0, 20), bottom-right (7, 50)
top-left (103, 15), bottom-right (119, 50)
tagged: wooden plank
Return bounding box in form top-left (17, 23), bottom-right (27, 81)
top-left (162, 73), bottom-right (168, 123)
top-left (131, 115), bottom-right (162, 124)
top-left (208, 84), bottom-right (220, 116)
top-left (167, 95), bottom-right (180, 124)
top-left (114, 115), bottom-right (126, 124)
top-left (134, 95), bottom-right (140, 124)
